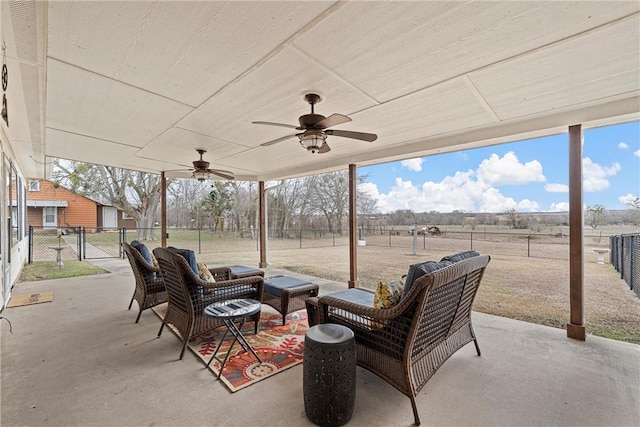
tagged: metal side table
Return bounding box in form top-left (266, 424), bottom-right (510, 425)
top-left (204, 298), bottom-right (262, 378)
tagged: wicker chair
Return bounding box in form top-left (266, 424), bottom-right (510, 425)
top-left (307, 254), bottom-right (490, 426)
top-left (123, 241), bottom-right (168, 323)
top-left (152, 247), bottom-right (264, 360)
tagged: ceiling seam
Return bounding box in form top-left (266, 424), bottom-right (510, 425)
top-left (462, 75), bottom-right (501, 122)
top-left (184, 1), bottom-right (348, 110)
top-left (46, 127), bottom-right (143, 150)
top-left (346, 11), bottom-right (640, 115)
top-left (46, 56), bottom-right (197, 109)
top-left (288, 44), bottom-right (380, 110)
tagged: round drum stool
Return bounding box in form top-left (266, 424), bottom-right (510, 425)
top-left (303, 324), bottom-right (356, 427)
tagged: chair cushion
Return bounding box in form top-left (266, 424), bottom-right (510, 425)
top-left (401, 260), bottom-right (452, 299)
top-left (440, 250), bottom-right (480, 263)
top-left (166, 246), bottom-right (199, 276)
top-left (373, 281), bottom-right (404, 309)
top-left (131, 240), bottom-right (154, 265)
top-left (263, 276), bottom-right (311, 297)
top-left (197, 262), bottom-right (216, 283)
top-left (323, 288), bottom-right (375, 307)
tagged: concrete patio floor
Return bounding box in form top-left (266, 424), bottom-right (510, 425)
top-left (1, 258), bottom-right (638, 427)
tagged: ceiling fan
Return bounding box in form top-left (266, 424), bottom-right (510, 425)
top-left (253, 93), bottom-right (377, 154)
top-left (177, 149), bottom-right (234, 181)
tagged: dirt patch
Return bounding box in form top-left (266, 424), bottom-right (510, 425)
top-left (195, 236), bottom-right (640, 344)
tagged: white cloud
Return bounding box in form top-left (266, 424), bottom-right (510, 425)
top-left (400, 158), bottom-right (423, 172)
top-left (635, 149), bottom-right (640, 158)
top-left (618, 193), bottom-right (639, 206)
top-left (545, 183), bottom-right (568, 193)
top-left (516, 199), bottom-right (540, 211)
top-left (582, 157), bottom-right (621, 192)
top-left (548, 202), bottom-right (569, 212)
top-left (618, 142), bottom-right (628, 149)
top-left (366, 166), bottom-right (540, 214)
top-left (476, 151), bottom-right (545, 185)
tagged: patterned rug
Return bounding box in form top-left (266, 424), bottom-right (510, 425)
top-left (153, 303), bottom-right (308, 392)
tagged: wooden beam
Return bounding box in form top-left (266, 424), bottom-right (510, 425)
top-left (568, 124), bottom-right (586, 341)
top-left (160, 172), bottom-right (167, 248)
top-left (348, 164), bottom-right (358, 288)
top-left (259, 181), bottom-right (267, 268)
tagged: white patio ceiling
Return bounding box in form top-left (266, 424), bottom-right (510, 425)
top-left (3, 1), bottom-right (639, 181)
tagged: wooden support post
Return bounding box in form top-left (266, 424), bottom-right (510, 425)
top-left (259, 181), bottom-right (267, 268)
top-left (161, 172), bottom-right (167, 248)
top-left (348, 164), bottom-right (358, 288)
top-left (568, 124), bottom-right (586, 341)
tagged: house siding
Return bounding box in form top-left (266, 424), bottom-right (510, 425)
top-left (26, 180), bottom-right (97, 228)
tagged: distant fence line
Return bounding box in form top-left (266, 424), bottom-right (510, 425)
top-left (28, 225), bottom-right (626, 265)
top-left (610, 233), bottom-right (639, 298)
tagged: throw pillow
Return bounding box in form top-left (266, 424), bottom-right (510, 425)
top-left (151, 252), bottom-right (160, 269)
top-left (197, 262), bottom-right (216, 283)
top-left (440, 250), bottom-right (479, 263)
top-left (401, 260), bottom-right (452, 299)
top-left (373, 280), bottom-right (404, 309)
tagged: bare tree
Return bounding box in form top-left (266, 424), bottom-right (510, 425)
top-left (52, 161), bottom-right (163, 240)
top-left (586, 204), bottom-right (606, 229)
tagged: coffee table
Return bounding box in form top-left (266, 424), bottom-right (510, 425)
top-left (203, 298), bottom-right (262, 378)
top-left (263, 276), bottom-right (319, 324)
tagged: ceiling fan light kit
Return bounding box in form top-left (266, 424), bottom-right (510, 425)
top-left (192, 170), bottom-right (210, 181)
top-left (166, 149), bottom-right (234, 181)
top-left (253, 93), bottom-right (377, 154)
top-left (299, 129), bottom-right (327, 153)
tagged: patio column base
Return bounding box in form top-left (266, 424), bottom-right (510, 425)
top-left (567, 323), bottom-right (586, 341)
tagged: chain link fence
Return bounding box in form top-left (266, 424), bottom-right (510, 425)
top-left (610, 233), bottom-right (639, 298)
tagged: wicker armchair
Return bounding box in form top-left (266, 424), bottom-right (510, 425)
top-left (152, 247), bottom-right (264, 360)
top-left (123, 241), bottom-right (168, 323)
top-left (307, 254), bottom-right (490, 426)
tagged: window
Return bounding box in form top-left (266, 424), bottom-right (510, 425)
top-left (44, 207), bottom-right (56, 224)
top-left (122, 211), bottom-right (133, 220)
top-left (28, 180), bottom-right (40, 191)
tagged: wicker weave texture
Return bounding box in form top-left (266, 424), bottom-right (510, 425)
top-left (153, 247), bottom-right (264, 359)
top-left (315, 254), bottom-right (490, 425)
top-left (123, 242), bottom-right (168, 323)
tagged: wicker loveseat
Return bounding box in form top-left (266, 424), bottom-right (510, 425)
top-left (306, 253), bottom-right (490, 425)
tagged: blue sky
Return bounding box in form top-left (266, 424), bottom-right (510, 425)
top-left (359, 121), bottom-right (640, 214)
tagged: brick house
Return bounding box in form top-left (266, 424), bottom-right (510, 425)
top-left (25, 179), bottom-right (137, 230)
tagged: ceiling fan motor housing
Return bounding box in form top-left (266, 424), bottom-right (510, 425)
top-left (299, 113), bottom-right (326, 128)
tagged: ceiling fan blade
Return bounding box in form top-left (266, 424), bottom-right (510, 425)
top-left (210, 170), bottom-right (234, 180)
top-left (252, 121), bottom-right (298, 129)
top-left (318, 142), bottom-right (331, 154)
top-left (315, 113), bottom-right (351, 129)
top-left (260, 133), bottom-right (299, 147)
top-left (325, 129), bottom-right (377, 142)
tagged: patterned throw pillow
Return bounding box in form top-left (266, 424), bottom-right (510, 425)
top-left (373, 280), bottom-right (404, 309)
top-left (197, 263), bottom-right (216, 283)
top-left (151, 253), bottom-right (160, 269)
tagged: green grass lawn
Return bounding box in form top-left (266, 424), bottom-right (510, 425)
top-left (18, 261), bottom-right (108, 282)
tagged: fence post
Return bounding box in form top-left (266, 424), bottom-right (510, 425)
top-left (333, 231), bottom-right (335, 247)
top-left (470, 232), bottom-right (473, 250)
top-left (28, 225), bottom-right (33, 264)
top-left (527, 235), bottom-right (531, 257)
top-left (299, 229), bottom-right (303, 249)
top-left (82, 227), bottom-right (86, 260)
top-left (120, 228), bottom-right (125, 258)
top-left (198, 226), bottom-right (201, 254)
top-left (388, 231), bottom-right (391, 247)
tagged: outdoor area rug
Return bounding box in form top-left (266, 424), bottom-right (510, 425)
top-left (153, 303), bottom-right (308, 392)
top-left (7, 291), bottom-right (54, 308)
